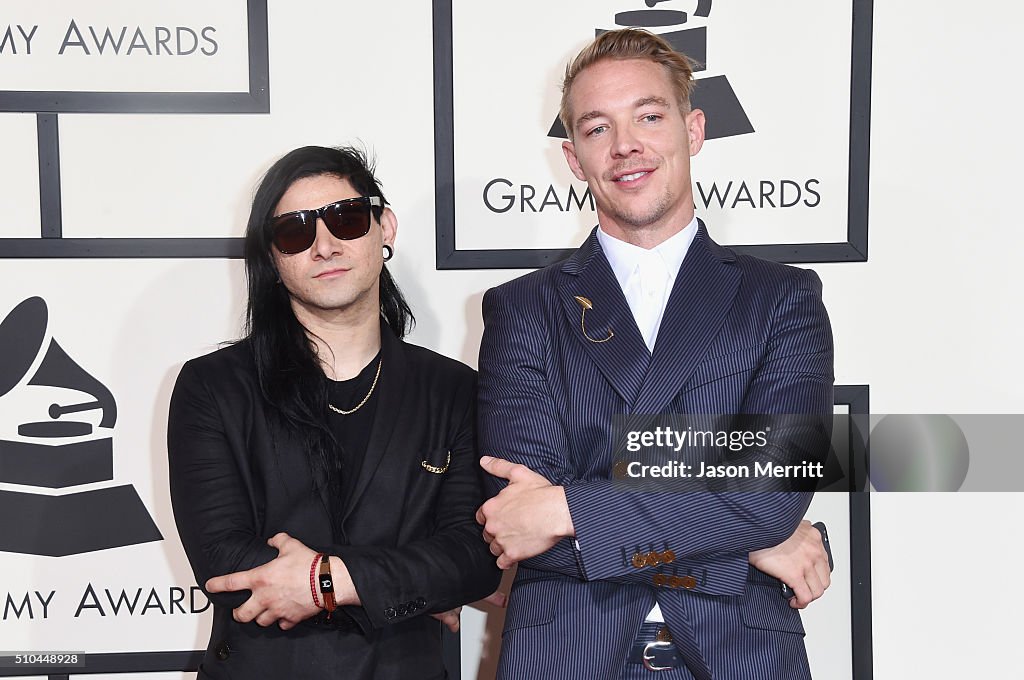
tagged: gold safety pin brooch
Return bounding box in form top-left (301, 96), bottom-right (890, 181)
top-left (574, 296), bottom-right (614, 344)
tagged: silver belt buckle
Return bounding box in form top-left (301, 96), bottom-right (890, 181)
top-left (642, 640), bottom-right (674, 672)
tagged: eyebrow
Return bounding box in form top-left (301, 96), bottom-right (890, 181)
top-left (635, 95), bottom-right (671, 109)
top-left (573, 96), bottom-right (673, 132)
top-left (574, 110), bottom-right (605, 130)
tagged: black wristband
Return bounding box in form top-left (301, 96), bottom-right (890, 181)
top-left (319, 555), bottom-right (337, 617)
top-left (318, 569), bottom-right (335, 594)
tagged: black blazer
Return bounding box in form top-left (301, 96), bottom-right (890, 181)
top-left (168, 324), bottom-right (500, 679)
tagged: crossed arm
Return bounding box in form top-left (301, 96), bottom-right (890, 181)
top-left (474, 272), bottom-right (835, 607)
top-left (167, 359), bottom-right (500, 631)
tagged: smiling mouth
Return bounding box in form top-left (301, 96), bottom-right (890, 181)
top-left (615, 171), bottom-right (650, 182)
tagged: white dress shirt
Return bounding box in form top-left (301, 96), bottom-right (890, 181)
top-left (595, 216), bottom-right (699, 622)
top-left (596, 217), bottom-right (698, 352)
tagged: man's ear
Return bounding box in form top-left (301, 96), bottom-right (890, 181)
top-left (379, 206), bottom-right (398, 247)
top-left (562, 140), bottom-right (588, 181)
top-left (686, 108), bottom-right (706, 157)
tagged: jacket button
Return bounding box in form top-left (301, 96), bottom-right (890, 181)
top-left (661, 550), bottom-right (676, 564)
top-left (385, 607), bottom-right (397, 619)
top-left (645, 551), bottom-right (661, 566)
top-left (679, 575), bottom-right (697, 589)
top-left (631, 552), bottom-right (646, 569)
top-left (415, 597), bottom-right (426, 609)
top-left (653, 574), bottom-right (668, 587)
top-left (214, 641), bottom-right (230, 661)
top-left (397, 604), bottom-right (409, 616)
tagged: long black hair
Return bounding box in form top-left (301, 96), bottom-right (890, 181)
top-left (242, 145), bottom-right (414, 489)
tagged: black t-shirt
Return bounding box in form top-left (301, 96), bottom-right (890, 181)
top-left (324, 352), bottom-right (381, 527)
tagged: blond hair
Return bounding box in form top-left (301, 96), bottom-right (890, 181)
top-left (559, 28), bottom-right (696, 139)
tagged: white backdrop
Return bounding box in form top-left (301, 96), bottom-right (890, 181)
top-left (1, 1), bottom-right (1022, 679)
top-left (451, 0), bottom-right (852, 251)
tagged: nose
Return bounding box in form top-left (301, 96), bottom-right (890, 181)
top-left (309, 218), bottom-right (343, 259)
top-left (610, 124), bottom-right (643, 159)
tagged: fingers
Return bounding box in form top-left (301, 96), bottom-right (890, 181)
top-left (814, 553), bottom-right (832, 592)
top-left (232, 597), bottom-right (261, 624)
top-left (430, 608), bottom-right (462, 633)
top-left (254, 610), bottom-right (278, 627)
top-left (477, 499), bottom-right (498, 538)
top-left (484, 532), bottom-right (516, 570)
top-left (206, 571), bottom-right (250, 594)
top-left (442, 607), bottom-right (462, 632)
top-left (480, 456), bottom-right (538, 484)
top-left (479, 455), bottom-right (518, 480)
top-left (486, 538), bottom-right (518, 569)
top-left (789, 567), bottom-right (828, 609)
top-left (267, 532), bottom-right (292, 550)
top-left (807, 567), bottom-right (826, 601)
top-left (787, 578), bottom-right (813, 609)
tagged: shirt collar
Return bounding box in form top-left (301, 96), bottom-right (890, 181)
top-left (596, 216), bottom-right (699, 292)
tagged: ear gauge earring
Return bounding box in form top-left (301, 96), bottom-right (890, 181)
top-left (383, 244), bottom-right (394, 262)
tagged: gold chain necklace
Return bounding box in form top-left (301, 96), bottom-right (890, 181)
top-left (328, 359), bottom-right (382, 415)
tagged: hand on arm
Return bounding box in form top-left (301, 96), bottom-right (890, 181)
top-left (742, 270), bottom-right (835, 607)
top-left (475, 456), bottom-right (575, 569)
top-left (748, 520), bottom-right (831, 609)
top-left (477, 287), bottom-right (591, 579)
top-left (204, 532), bottom-right (361, 629)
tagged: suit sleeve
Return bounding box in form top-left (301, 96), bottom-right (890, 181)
top-left (563, 269), bottom-right (834, 584)
top-left (328, 377), bottom-right (502, 630)
top-left (167, 360), bottom-right (278, 610)
top-left (478, 283), bottom-right (665, 583)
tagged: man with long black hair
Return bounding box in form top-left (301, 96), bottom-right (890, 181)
top-left (168, 145), bottom-right (500, 679)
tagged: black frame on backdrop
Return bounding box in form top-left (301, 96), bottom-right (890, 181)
top-left (0, 0), bottom-right (269, 259)
top-left (0, 385), bottom-right (871, 680)
top-left (834, 384), bottom-right (873, 680)
top-left (432, 0), bottom-right (873, 269)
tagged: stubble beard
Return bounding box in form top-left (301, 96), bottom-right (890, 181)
top-left (287, 275), bottom-right (381, 324)
top-left (609, 185), bottom-right (675, 232)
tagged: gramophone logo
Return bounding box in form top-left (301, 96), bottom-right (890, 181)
top-left (547, 0), bottom-right (754, 141)
top-left (0, 297), bottom-right (162, 556)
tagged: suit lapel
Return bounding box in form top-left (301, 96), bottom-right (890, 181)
top-left (339, 324), bottom-right (408, 524)
top-left (633, 221), bottom-right (741, 414)
top-left (556, 230), bottom-right (649, 407)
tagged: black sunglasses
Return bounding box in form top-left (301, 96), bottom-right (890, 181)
top-left (270, 196), bottom-right (383, 254)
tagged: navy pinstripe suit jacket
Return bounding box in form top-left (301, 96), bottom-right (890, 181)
top-left (478, 222), bottom-right (834, 680)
